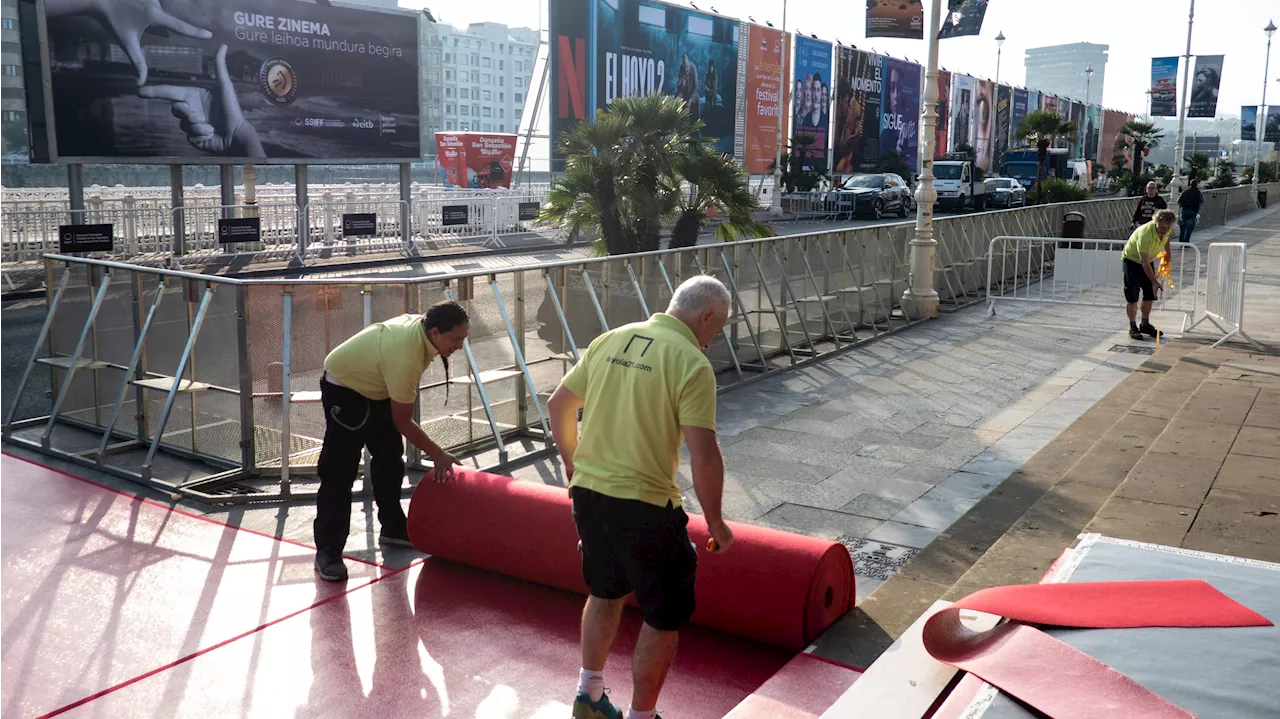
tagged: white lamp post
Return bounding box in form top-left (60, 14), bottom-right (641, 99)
top-left (1253, 20), bottom-right (1276, 199)
top-left (994, 31), bottom-right (1006, 87)
top-left (1172, 0), bottom-right (1195, 198)
top-left (1082, 66), bottom-right (1093, 157)
top-left (902, 0), bottom-right (944, 320)
top-left (769, 0), bottom-right (789, 217)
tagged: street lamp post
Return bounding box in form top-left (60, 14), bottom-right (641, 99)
top-left (1253, 20), bottom-right (1276, 199)
top-left (994, 31), bottom-right (1006, 87)
top-left (1172, 0), bottom-right (1195, 198)
top-left (1082, 66), bottom-right (1093, 157)
top-left (769, 0), bottom-right (789, 217)
top-left (902, 0), bottom-right (944, 320)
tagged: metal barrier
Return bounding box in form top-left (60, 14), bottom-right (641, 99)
top-left (1187, 243), bottom-right (1261, 349)
top-left (170, 203), bottom-right (302, 261)
top-left (0, 207), bottom-right (171, 264)
top-left (985, 236), bottom-right (1203, 331)
top-left (302, 199), bottom-right (411, 259)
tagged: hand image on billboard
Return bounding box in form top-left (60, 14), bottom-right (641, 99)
top-left (45, 0), bottom-right (213, 86)
top-left (138, 45), bottom-right (265, 158)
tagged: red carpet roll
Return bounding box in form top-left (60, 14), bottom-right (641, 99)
top-left (407, 469), bottom-right (854, 650)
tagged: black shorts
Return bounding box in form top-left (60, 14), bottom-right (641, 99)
top-left (1123, 258), bottom-right (1156, 303)
top-left (570, 487), bottom-right (697, 631)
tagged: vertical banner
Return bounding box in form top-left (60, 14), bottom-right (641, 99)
top-left (1043, 95), bottom-right (1059, 118)
top-left (436, 132), bottom-right (466, 186)
top-left (1188, 55), bottom-right (1224, 118)
top-left (734, 22), bottom-right (749, 163)
top-left (1150, 57), bottom-right (1179, 116)
top-left (974, 79), bottom-right (995, 171)
top-left (993, 85), bottom-right (1012, 173)
top-left (792, 36), bottom-right (833, 171)
top-left (743, 25), bottom-right (790, 173)
top-left (1101, 109), bottom-right (1129, 170)
top-left (880, 58), bottom-right (921, 172)
top-left (1070, 102), bottom-right (1086, 158)
top-left (549, 0), bottom-right (592, 167)
top-left (1241, 106), bottom-right (1258, 142)
top-left (1085, 105), bottom-right (1102, 161)
top-left (935, 71), bottom-right (952, 158)
top-left (833, 48), bottom-right (882, 174)
top-left (950, 74), bottom-right (974, 153)
top-left (1011, 88), bottom-right (1029, 149)
top-left (867, 0), bottom-right (924, 39)
top-left (1265, 107), bottom-right (1280, 143)
top-left (1027, 90), bottom-right (1041, 114)
top-left (938, 0), bottom-right (989, 39)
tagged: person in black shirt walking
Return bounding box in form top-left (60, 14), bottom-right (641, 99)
top-left (1132, 181), bottom-right (1168, 229)
top-left (1177, 181), bottom-right (1204, 243)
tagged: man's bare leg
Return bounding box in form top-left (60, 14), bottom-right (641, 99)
top-left (1126, 301), bottom-right (1138, 325)
top-left (1140, 300), bottom-right (1153, 325)
top-left (582, 595), bottom-right (625, 671)
top-left (630, 623), bottom-right (679, 712)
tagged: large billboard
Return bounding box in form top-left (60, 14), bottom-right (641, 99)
top-left (1150, 57), bottom-right (1179, 116)
top-left (1011, 88), bottom-right (1028, 150)
top-left (742, 24), bottom-right (789, 174)
top-left (833, 48), bottom-right (882, 175)
top-left (1101, 109), bottom-right (1129, 170)
top-left (792, 36), bottom-right (832, 171)
top-left (993, 85), bottom-right (1011, 173)
top-left (1188, 55), bottom-right (1224, 118)
top-left (1070, 101), bottom-right (1086, 158)
top-left (880, 58), bottom-right (920, 173)
top-left (973, 79), bottom-right (994, 171)
top-left (38, 0), bottom-right (420, 163)
top-left (866, 0), bottom-right (924, 39)
top-left (934, 71), bottom-right (952, 158)
top-left (950, 74), bottom-right (974, 153)
top-left (1085, 105), bottom-right (1102, 161)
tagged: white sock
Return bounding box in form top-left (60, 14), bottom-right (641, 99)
top-left (626, 710), bottom-right (657, 719)
top-left (577, 668), bottom-right (605, 702)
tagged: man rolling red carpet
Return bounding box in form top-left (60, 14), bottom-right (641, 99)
top-left (547, 276), bottom-right (737, 719)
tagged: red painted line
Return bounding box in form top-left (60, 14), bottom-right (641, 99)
top-left (31, 562), bottom-right (418, 719)
top-left (801, 652), bottom-right (866, 675)
top-left (1, 450), bottom-right (383, 568)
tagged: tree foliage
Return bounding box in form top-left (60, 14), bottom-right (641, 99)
top-left (1014, 109), bottom-right (1076, 188)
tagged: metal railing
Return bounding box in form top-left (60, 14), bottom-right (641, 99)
top-left (1, 207), bottom-right (172, 264)
top-left (1187, 243), bottom-right (1261, 349)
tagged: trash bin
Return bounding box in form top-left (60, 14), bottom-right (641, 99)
top-left (1061, 211), bottom-right (1085, 249)
top-left (1259, 189), bottom-right (1268, 209)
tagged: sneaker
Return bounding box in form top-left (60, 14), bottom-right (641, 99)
top-left (571, 692), bottom-right (623, 719)
top-left (1129, 327), bottom-right (1145, 341)
top-left (1139, 322), bottom-right (1162, 339)
top-left (379, 525), bottom-right (415, 548)
top-left (315, 550), bottom-right (349, 582)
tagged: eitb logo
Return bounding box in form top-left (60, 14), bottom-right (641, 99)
top-left (259, 57), bottom-right (298, 106)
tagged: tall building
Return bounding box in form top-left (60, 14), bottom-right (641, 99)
top-left (1, 0), bottom-right (27, 159)
top-left (420, 20), bottom-right (539, 159)
top-left (1024, 42), bottom-right (1108, 104)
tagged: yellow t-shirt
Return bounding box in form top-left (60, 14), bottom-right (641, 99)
top-left (563, 313), bottom-right (718, 508)
top-left (323, 314), bottom-right (438, 404)
top-left (1122, 221), bottom-right (1170, 263)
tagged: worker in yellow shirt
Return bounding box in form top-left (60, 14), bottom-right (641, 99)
top-left (314, 301), bottom-right (470, 581)
top-left (1121, 209), bottom-right (1176, 342)
top-left (547, 276), bottom-right (735, 719)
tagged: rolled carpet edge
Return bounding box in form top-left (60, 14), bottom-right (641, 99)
top-left (407, 469), bottom-right (854, 650)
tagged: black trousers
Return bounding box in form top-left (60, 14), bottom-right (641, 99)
top-left (314, 378), bottom-right (408, 554)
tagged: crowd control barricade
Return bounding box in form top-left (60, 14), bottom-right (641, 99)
top-left (985, 236), bottom-right (1203, 332)
top-left (1187, 243), bottom-right (1262, 349)
top-left (1, 207), bottom-right (171, 265)
top-left (301, 199), bottom-right (410, 260)
top-left (170, 203), bottom-right (302, 262)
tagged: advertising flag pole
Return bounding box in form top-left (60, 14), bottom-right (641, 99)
top-left (1253, 20), bottom-right (1276, 200)
top-left (1171, 0), bottom-right (1195, 199)
top-left (902, 0), bottom-right (943, 320)
top-left (769, 0), bottom-right (788, 217)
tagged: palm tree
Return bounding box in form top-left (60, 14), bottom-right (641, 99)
top-left (1182, 152), bottom-right (1210, 185)
top-left (767, 135), bottom-right (830, 192)
top-left (1115, 120), bottom-right (1164, 177)
top-left (1014, 110), bottom-right (1076, 189)
top-left (669, 144), bottom-right (773, 249)
top-left (543, 110), bottom-right (632, 255)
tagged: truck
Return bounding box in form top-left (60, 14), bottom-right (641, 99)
top-left (1004, 148), bottom-right (1074, 190)
top-left (932, 160), bottom-right (996, 211)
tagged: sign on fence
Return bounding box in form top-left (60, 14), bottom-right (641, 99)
top-left (58, 224), bottom-right (114, 253)
top-left (442, 205), bottom-right (469, 226)
top-left (518, 202), bottom-right (540, 222)
top-left (342, 212), bottom-right (378, 237)
top-left (218, 217), bottom-right (261, 244)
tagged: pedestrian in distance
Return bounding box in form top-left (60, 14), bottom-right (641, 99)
top-left (547, 275), bottom-right (736, 719)
top-left (1177, 179), bottom-right (1204, 243)
top-left (312, 301), bottom-right (470, 582)
top-left (1122, 209), bottom-right (1177, 341)
top-left (1132, 180), bottom-right (1168, 229)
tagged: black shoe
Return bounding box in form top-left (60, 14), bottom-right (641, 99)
top-left (1139, 322), bottom-right (1161, 339)
top-left (379, 525), bottom-right (415, 548)
top-left (315, 549), bottom-right (349, 582)
top-left (1129, 327), bottom-right (1145, 340)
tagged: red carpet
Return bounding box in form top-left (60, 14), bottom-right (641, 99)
top-left (921, 581), bottom-right (1273, 719)
top-left (722, 654), bottom-right (863, 719)
top-left (407, 469), bottom-right (854, 649)
top-left (1, 454), bottom-right (792, 719)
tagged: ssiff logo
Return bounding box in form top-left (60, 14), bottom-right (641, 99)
top-left (260, 57), bottom-right (299, 106)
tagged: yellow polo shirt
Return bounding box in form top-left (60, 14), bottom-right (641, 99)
top-left (1122, 221), bottom-right (1170, 263)
top-left (563, 313), bottom-right (718, 508)
top-left (323, 314), bottom-right (438, 404)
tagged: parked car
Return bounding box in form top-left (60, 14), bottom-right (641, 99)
top-left (987, 177), bottom-right (1028, 208)
top-left (836, 173), bottom-right (914, 219)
